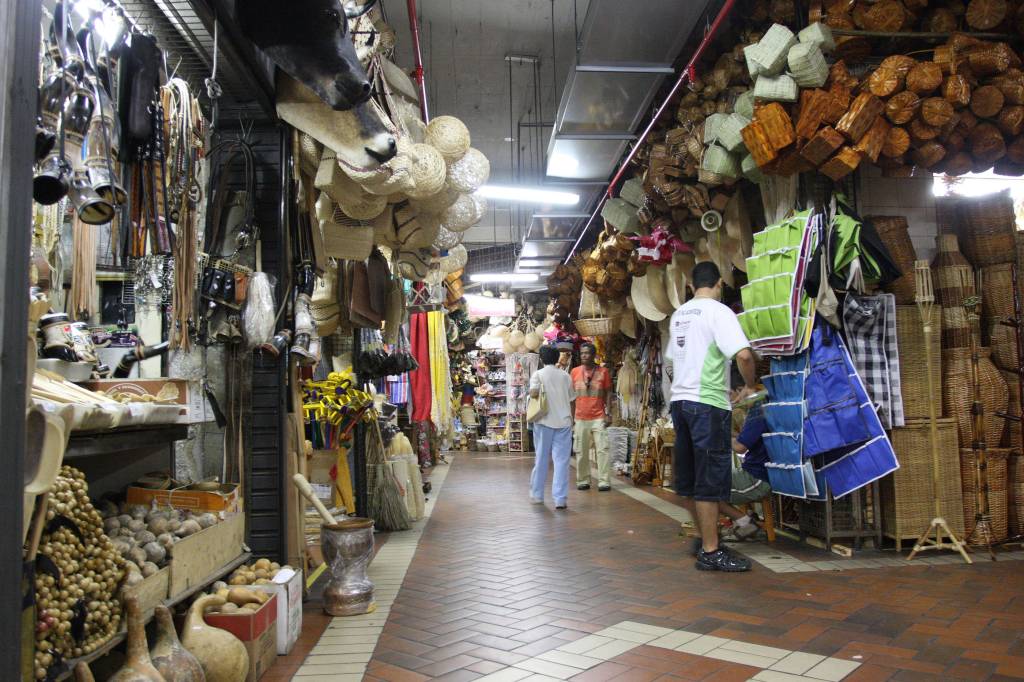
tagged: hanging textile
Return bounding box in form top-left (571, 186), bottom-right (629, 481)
top-left (805, 324), bottom-right (900, 498)
top-left (762, 353), bottom-right (817, 498)
top-left (408, 312), bottom-right (432, 422)
top-left (842, 293), bottom-right (905, 429)
top-left (427, 310), bottom-right (454, 434)
top-left (738, 210), bottom-right (817, 356)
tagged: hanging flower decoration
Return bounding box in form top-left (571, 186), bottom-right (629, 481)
top-left (631, 225), bottom-right (691, 265)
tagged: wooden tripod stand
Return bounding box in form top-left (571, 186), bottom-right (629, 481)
top-left (963, 291), bottom-right (997, 560)
top-left (907, 261), bottom-right (972, 563)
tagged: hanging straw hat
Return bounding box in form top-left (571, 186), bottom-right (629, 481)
top-left (441, 194), bottom-right (478, 232)
top-left (322, 205), bottom-right (375, 261)
top-left (619, 304), bottom-right (638, 338)
top-left (439, 244), bottom-right (468, 273)
top-left (405, 143), bottom-right (447, 199)
top-left (412, 186), bottom-right (460, 215)
top-left (724, 193), bottom-right (753, 271)
top-left (425, 115), bottom-right (471, 161)
top-left (314, 150), bottom-right (388, 220)
top-left (666, 253), bottom-right (689, 309)
top-left (398, 249), bottom-right (431, 281)
top-left (447, 147), bottom-right (490, 193)
top-left (372, 205), bottom-right (400, 248)
top-left (524, 331), bottom-right (542, 351)
top-left (298, 134), bottom-right (322, 178)
top-left (646, 266), bottom-right (676, 315)
top-left (704, 234), bottom-right (735, 287)
top-left (630, 274), bottom-right (668, 322)
top-left (434, 225), bottom-right (462, 251)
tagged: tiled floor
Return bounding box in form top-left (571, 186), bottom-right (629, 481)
top-left (284, 452), bottom-right (1024, 681)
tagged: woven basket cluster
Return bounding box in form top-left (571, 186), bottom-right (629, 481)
top-left (943, 347), bottom-right (1009, 448)
top-left (872, 216), bottom-right (917, 304)
top-left (960, 448), bottom-right (1011, 544)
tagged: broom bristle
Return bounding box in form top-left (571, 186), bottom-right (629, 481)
top-left (369, 463), bottom-right (411, 531)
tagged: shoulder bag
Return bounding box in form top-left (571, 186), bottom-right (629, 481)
top-left (526, 375), bottom-right (548, 424)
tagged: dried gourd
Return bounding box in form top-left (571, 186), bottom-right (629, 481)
top-left (971, 85), bottom-right (1005, 119)
top-left (886, 91), bottom-right (921, 125)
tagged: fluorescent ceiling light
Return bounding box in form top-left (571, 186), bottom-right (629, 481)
top-left (469, 273), bottom-right (539, 283)
top-left (548, 154), bottom-right (579, 177)
top-left (477, 185), bottom-right (579, 206)
top-left (517, 259), bottom-right (558, 268)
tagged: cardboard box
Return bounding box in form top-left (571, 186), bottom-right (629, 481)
top-left (168, 513), bottom-right (246, 600)
top-left (206, 595), bottom-right (279, 682)
top-left (251, 569), bottom-right (304, 654)
top-left (80, 378), bottom-right (210, 423)
top-left (126, 483), bottom-right (242, 515)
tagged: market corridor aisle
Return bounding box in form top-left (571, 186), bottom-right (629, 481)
top-left (316, 453), bottom-right (1023, 681)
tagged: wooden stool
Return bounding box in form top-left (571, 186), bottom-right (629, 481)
top-left (740, 499), bottom-right (776, 543)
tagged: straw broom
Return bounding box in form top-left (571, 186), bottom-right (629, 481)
top-left (367, 418), bottom-right (411, 532)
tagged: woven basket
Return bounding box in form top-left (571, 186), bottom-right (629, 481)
top-left (935, 195), bottom-right (961, 234)
top-left (1002, 370), bottom-right (1022, 449)
top-left (943, 347), bottom-right (1009, 448)
top-left (989, 321), bottom-right (1018, 371)
top-left (895, 305), bottom-right (943, 419)
top-left (941, 306), bottom-right (974, 349)
top-left (957, 190), bottom-right (1017, 267)
top-left (931, 234), bottom-right (975, 308)
top-left (980, 263), bottom-right (1016, 323)
top-left (872, 216), bottom-right (917, 304)
top-left (323, 218), bottom-right (375, 261)
top-left (1010, 452), bottom-right (1024, 536)
top-left (960, 447), bottom-right (1010, 543)
top-left (882, 418), bottom-right (964, 549)
top-left (576, 286), bottom-right (617, 337)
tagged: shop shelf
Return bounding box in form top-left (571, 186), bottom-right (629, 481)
top-left (65, 423), bottom-right (189, 459)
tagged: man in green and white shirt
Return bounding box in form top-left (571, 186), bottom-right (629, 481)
top-left (668, 261), bottom-right (758, 572)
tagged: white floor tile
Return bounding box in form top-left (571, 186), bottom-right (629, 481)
top-left (648, 630), bottom-right (702, 649)
top-left (613, 621), bottom-right (676, 637)
top-left (804, 657), bottom-right (861, 681)
top-left (557, 634), bottom-right (614, 655)
top-left (751, 671), bottom-right (822, 682)
top-left (585, 639), bottom-right (640, 660)
top-left (593, 627), bottom-right (658, 644)
top-left (676, 635), bottom-right (731, 656)
top-left (770, 652), bottom-right (827, 675)
top-left (294, 662), bottom-right (367, 675)
top-left (537, 650), bottom-right (603, 670)
top-left (514, 657), bottom-right (586, 679)
top-left (719, 640), bottom-right (792, 660)
top-left (705, 647), bottom-right (778, 668)
top-left (476, 669), bottom-right (533, 682)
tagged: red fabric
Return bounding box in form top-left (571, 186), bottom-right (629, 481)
top-left (409, 312), bottom-right (432, 422)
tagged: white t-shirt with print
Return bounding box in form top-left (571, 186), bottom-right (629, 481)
top-left (669, 297), bottom-right (750, 411)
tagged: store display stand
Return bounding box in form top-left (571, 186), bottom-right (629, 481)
top-left (963, 293), bottom-right (997, 560)
top-left (908, 261), bottom-right (972, 564)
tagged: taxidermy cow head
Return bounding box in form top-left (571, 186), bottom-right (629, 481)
top-left (238, 0), bottom-right (379, 111)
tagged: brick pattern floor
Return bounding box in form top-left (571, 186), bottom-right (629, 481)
top-left (300, 453), bottom-right (1024, 680)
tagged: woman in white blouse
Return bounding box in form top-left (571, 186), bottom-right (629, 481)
top-left (528, 345), bottom-right (576, 509)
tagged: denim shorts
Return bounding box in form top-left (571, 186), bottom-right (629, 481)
top-left (670, 400), bottom-right (732, 502)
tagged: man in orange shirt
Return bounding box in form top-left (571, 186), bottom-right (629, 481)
top-left (571, 343), bottom-right (613, 491)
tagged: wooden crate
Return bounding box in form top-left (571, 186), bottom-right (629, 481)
top-left (168, 513), bottom-right (246, 599)
top-left (123, 566), bottom-right (169, 621)
top-left (882, 418), bottom-right (964, 550)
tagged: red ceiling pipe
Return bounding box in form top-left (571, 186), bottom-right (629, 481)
top-left (565, 0), bottom-right (738, 262)
top-left (406, 0), bottom-right (430, 122)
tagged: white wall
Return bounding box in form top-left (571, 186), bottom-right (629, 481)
top-left (857, 165), bottom-right (939, 262)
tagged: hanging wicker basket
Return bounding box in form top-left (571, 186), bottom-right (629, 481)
top-left (575, 287), bottom-right (617, 337)
top-left (871, 216), bottom-right (917, 304)
top-left (956, 189), bottom-right (1017, 267)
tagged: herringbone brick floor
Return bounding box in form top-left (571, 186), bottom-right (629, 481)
top-left (279, 453), bottom-right (1024, 681)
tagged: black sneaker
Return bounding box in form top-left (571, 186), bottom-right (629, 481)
top-left (696, 548), bottom-right (751, 572)
top-left (598, 484), bottom-right (611, 492)
top-left (577, 483), bottom-right (591, 490)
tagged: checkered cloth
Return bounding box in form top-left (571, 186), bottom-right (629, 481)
top-left (842, 293), bottom-right (905, 428)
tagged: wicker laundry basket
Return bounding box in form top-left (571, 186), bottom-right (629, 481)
top-left (895, 305), bottom-right (943, 419)
top-left (960, 447), bottom-right (1011, 543)
top-left (956, 190), bottom-right (1017, 267)
top-left (882, 418), bottom-right (964, 550)
top-left (872, 216), bottom-right (917, 304)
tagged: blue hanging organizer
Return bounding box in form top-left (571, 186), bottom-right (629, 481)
top-left (762, 354), bottom-right (814, 498)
